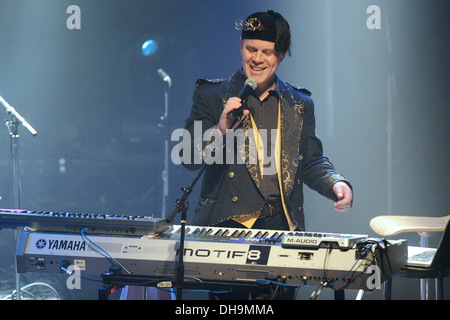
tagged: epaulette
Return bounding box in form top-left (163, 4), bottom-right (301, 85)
top-left (196, 78), bottom-right (224, 88)
top-left (287, 83), bottom-right (312, 96)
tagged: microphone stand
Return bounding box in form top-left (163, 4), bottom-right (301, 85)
top-left (160, 81), bottom-right (170, 219)
top-left (5, 117), bottom-right (20, 209)
top-left (166, 114), bottom-right (242, 300)
top-left (2, 96), bottom-right (37, 300)
top-left (165, 164), bottom-right (207, 300)
top-left (156, 69), bottom-right (171, 219)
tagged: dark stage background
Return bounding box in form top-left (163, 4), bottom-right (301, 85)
top-left (0, 0), bottom-right (448, 300)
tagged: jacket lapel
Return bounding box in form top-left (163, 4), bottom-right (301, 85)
top-left (239, 80), bottom-right (305, 196)
top-left (221, 72), bottom-right (263, 191)
top-left (241, 115), bottom-right (263, 190)
top-left (279, 80), bottom-right (305, 197)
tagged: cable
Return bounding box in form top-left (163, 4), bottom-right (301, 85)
top-left (60, 263), bottom-right (103, 283)
top-left (327, 241), bottom-right (388, 293)
top-left (253, 278), bottom-right (301, 300)
top-left (80, 228), bottom-right (131, 274)
top-left (328, 244), bottom-right (374, 289)
top-left (321, 243), bottom-right (334, 283)
top-left (309, 242), bottom-right (377, 298)
top-left (309, 281), bottom-right (327, 300)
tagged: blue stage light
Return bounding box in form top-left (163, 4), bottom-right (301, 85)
top-left (141, 39), bottom-right (158, 57)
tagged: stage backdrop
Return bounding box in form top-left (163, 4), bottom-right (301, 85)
top-left (0, 0), bottom-right (448, 300)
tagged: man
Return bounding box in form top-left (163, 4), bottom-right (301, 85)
top-left (183, 10), bottom-right (352, 232)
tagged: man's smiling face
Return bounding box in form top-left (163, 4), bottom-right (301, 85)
top-left (240, 38), bottom-right (285, 94)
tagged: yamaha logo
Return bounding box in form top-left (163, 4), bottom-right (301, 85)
top-left (36, 239), bottom-right (47, 249)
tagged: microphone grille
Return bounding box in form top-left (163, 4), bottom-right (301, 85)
top-left (245, 78), bottom-right (258, 90)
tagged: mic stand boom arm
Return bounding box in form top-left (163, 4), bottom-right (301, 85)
top-left (1, 96), bottom-right (37, 137)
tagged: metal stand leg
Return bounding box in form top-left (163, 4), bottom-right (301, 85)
top-left (436, 272), bottom-right (444, 300)
top-left (383, 278), bottom-right (392, 300)
top-left (419, 232), bottom-right (429, 300)
top-left (3, 98), bottom-right (37, 301)
top-left (334, 289), bottom-right (345, 300)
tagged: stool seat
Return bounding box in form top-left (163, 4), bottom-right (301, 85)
top-left (370, 215), bottom-right (450, 237)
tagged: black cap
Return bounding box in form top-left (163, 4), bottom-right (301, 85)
top-left (241, 10), bottom-right (291, 55)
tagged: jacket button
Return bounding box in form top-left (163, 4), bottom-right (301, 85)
top-left (232, 196), bottom-right (238, 203)
top-left (228, 171), bottom-right (235, 179)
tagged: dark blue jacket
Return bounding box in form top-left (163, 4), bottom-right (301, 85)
top-left (182, 70), bottom-right (351, 230)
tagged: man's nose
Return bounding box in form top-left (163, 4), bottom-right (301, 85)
top-left (252, 51), bottom-right (264, 63)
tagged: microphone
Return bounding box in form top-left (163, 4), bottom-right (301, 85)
top-left (0, 95), bottom-right (37, 136)
top-left (157, 68), bottom-right (172, 88)
top-left (227, 78), bottom-right (257, 121)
